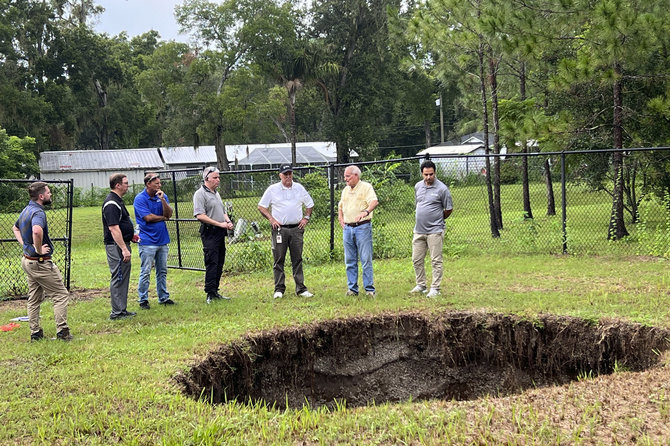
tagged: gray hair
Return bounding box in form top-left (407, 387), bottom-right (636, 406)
top-left (345, 165), bottom-right (361, 176)
top-left (203, 166), bottom-right (219, 181)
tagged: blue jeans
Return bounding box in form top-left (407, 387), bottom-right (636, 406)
top-left (138, 244), bottom-right (169, 303)
top-left (343, 223), bottom-right (374, 293)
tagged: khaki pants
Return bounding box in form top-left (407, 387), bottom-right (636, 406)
top-left (412, 232), bottom-right (444, 291)
top-left (21, 257), bottom-right (69, 335)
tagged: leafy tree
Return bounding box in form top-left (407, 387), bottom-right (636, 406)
top-left (310, 0), bottom-right (406, 163)
top-left (0, 127), bottom-right (38, 178)
top-left (411, 0), bottom-right (502, 236)
top-left (176, 0), bottom-right (293, 169)
top-left (554, 0), bottom-right (668, 239)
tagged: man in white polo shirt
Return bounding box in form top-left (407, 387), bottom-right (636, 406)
top-left (258, 164), bottom-right (314, 299)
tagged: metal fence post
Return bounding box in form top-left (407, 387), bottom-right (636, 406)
top-left (329, 163), bottom-right (335, 258)
top-left (66, 179), bottom-right (73, 290)
top-left (171, 170), bottom-right (183, 268)
top-left (561, 152), bottom-right (567, 254)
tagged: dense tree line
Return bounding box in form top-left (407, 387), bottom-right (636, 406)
top-left (2, 0), bottom-right (670, 238)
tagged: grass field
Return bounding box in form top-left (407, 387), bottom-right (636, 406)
top-left (2, 186), bottom-right (670, 444)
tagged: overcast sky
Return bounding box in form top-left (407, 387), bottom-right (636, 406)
top-left (94, 0), bottom-right (188, 42)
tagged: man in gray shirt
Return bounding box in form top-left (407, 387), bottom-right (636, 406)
top-left (193, 166), bottom-right (234, 304)
top-left (410, 160), bottom-right (453, 298)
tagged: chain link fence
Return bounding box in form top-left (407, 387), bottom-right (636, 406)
top-left (2, 149), bottom-right (664, 296)
top-left (0, 179), bottom-right (73, 300)
top-left (154, 147), bottom-right (670, 273)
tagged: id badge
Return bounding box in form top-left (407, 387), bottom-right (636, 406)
top-left (276, 233), bottom-right (283, 244)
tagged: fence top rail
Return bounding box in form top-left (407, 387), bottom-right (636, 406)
top-left (331, 146), bottom-right (670, 166)
top-left (1, 179), bottom-right (73, 184)
top-left (154, 164), bottom-right (332, 176)
top-left (147, 146), bottom-right (670, 176)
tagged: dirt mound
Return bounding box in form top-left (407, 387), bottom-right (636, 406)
top-left (176, 311), bottom-right (670, 409)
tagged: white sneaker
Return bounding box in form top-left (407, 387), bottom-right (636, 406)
top-left (426, 288), bottom-right (440, 298)
top-left (299, 290), bottom-right (314, 298)
top-left (273, 291), bottom-right (283, 299)
top-left (409, 285), bottom-right (427, 294)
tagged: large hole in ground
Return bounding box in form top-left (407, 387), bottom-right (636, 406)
top-left (177, 311), bottom-right (670, 409)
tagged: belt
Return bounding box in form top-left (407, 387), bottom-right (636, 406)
top-left (24, 255), bottom-right (51, 262)
top-left (346, 219), bottom-right (371, 227)
top-left (280, 224), bottom-right (299, 229)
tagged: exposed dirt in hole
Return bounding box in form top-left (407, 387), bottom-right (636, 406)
top-left (176, 311), bottom-right (670, 409)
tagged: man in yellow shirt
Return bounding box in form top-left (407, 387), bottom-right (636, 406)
top-left (338, 165), bottom-right (378, 296)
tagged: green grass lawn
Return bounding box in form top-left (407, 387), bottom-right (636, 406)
top-left (2, 190), bottom-right (670, 444)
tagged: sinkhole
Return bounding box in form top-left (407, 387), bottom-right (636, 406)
top-left (176, 311), bottom-right (670, 409)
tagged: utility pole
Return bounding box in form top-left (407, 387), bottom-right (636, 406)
top-left (436, 95), bottom-right (444, 143)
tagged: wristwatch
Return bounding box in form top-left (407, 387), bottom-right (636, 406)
top-left (304, 215), bottom-right (310, 220)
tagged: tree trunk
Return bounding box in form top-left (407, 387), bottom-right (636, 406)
top-left (480, 44), bottom-right (499, 238)
top-left (519, 62), bottom-right (533, 219)
top-left (544, 158), bottom-right (556, 216)
top-left (214, 124), bottom-right (230, 172)
top-left (424, 119), bottom-right (431, 148)
top-left (288, 87), bottom-right (297, 166)
top-left (623, 159), bottom-right (639, 223)
top-left (607, 63), bottom-right (629, 240)
top-left (488, 56), bottom-right (503, 230)
top-left (94, 79), bottom-right (109, 150)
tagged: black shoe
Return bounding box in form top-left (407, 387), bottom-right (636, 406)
top-left (56, 328), bottom-right (73, 342)
top-left (206, 293), bottom-right (215, 304)
top-left (215, 292), bottom-right (231, 300)
top-left (110, 311), bottom-right (136, 320)
top-left (139, 301), bottom-right (150, 310)
top-left (158, 299), bottom-right (175, 305)
top-left (30, 329), bottom-right (44, 342)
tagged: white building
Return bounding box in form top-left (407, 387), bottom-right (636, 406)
top-left (39, 149), bottom-right (164, 189)
top-left (416, 134), bottom-right (506, 178)
top-left (160, 142), bottom-right (340, 171)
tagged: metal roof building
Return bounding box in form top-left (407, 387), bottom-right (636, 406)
top-left (160, 142), bottom-right (340, 171)
top-left (416, 134), bottom-right (508, 178)
top-left (235, 143), bottom-right (337, 169)
top-left (39, 149), bottom-right (165, 189)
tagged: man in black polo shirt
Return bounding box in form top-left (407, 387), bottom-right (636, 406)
top-left (102, 173), bottom-right (137, 320)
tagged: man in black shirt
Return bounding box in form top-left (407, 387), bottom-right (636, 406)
top-left (102, 173), bottom-right (137, 320)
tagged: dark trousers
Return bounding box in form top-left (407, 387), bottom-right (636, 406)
top-left (271, 225), bottom-right (306, 294)
top-left (201, 226), bottom-right (227, 294)
top-left (105, 243), bottom-right (132, 316)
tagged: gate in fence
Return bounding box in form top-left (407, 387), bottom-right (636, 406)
top-left (156, 147), bottom-right (670, 273)
top-left (0, 179), bottom-right (74, 300)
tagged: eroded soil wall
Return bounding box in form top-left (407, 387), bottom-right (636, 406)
top-left (177, 311), bottom-right (670, 409)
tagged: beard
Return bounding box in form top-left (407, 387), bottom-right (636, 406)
top-left (43, 198), bottom-right (52, 206)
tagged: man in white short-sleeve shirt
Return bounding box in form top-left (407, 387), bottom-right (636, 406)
top-left (258, 164), bottom-right (314, 299)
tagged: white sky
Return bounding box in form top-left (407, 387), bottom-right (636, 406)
top-left (93, 0), bottom-right (187, 42)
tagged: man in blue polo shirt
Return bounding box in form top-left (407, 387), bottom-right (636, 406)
top-left (133, 172), bottom-right (174, 309)
top-left (12, 182), bottom-right (72, 341)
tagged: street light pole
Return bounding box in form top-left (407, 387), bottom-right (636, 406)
top-left (436, 94), bottom-right (444, 143)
